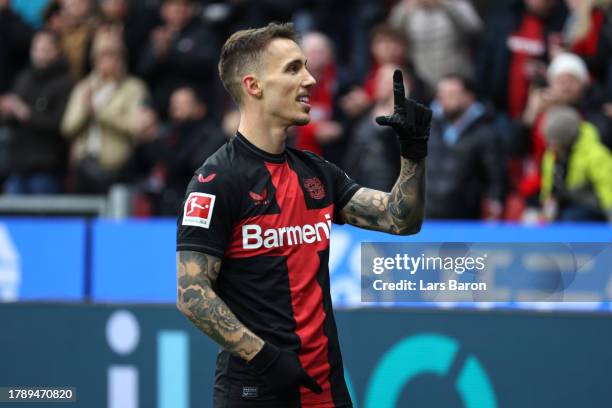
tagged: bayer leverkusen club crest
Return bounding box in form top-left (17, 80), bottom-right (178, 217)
top-left (182, 192), bottom-right (216, 228)
top-left (303, 177), bottom-right (326, 199)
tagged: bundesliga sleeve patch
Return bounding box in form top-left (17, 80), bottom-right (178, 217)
top-left (182, 192), bottom-right (216, 229)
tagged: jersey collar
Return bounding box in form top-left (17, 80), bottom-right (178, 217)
top-left (235, 132), bottom-right (287, 164)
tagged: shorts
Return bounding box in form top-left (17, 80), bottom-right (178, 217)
top-left (212, 351), bottom-right (352, 408)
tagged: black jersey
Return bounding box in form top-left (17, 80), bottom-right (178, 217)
top-left (176, 132), bottom-right (359, 407)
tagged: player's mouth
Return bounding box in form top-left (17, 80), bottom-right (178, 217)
top-left (297, 94), bottom-right (311, 111)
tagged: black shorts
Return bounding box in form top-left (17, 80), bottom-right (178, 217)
top-left (212, 351), bottom-right (352, 408)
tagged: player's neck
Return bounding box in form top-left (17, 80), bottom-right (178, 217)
top-left (238, 111), bottom-right (287, 155)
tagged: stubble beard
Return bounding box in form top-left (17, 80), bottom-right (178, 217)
top-left (293, 115), bottom-right (311, 126)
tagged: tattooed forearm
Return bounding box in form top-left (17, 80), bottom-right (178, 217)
top-left (341, 157), bottom-right (425, 235)
top-left (176, 250), bottom-right (264, 361)
top-left (387, 158), bottom-right (425, 231)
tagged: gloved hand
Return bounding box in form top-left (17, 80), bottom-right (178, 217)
top-left (248, 342), bottom-right (323, 395)
top-left (375, 69), bottom-right (432, 161)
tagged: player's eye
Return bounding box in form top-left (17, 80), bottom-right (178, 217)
top-left (286, 62), bottom-right (301, 74)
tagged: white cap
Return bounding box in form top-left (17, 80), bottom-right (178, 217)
top-left (547, 53), bottom-right (589, 84)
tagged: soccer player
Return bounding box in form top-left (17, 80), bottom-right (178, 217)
top-left (176, 23), bottom-right (431, 408)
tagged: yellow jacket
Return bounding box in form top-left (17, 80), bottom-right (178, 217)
top-left (541, 122), bottom-right (612, 211)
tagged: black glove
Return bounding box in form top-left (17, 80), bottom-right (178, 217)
top-left (375, 69), bottom-right (432, 161)
top-left (248, 342), bottom-right (323, 395)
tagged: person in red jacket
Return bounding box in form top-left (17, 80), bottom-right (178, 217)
top-left (339, 24), bottom-right (427, 120)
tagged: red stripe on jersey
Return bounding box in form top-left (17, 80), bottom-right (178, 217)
top-left (225, 161), bottom-right (334, 406)
top-left (265, 162), bottom-right (333, 406)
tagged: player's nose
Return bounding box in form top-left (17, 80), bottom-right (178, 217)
top-left (302, 68), bottom-right (316, 89)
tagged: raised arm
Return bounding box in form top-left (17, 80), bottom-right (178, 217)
top-left (340, 70), bottom-right (430, 235)
top-left (176, 250), bottom-right (263, 360)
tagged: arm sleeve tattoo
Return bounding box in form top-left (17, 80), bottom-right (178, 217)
top-left (340, 157), bottom-right (425, 235)
top-left (176, 250), bottom-right (264, 361)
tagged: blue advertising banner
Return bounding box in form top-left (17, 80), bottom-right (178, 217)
top-left (90, 220), bottom-right (612, 308)
top-left (92, 219), bottom-right (177, 302)
top-left (2, 216), bottom-right (609, 306)
top-left (0, 303), bottom-right (611, 408)
top-left (0, 218), bottom-right (86, 301)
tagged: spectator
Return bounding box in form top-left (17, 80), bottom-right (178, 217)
top-left (339, 24), bottom-right (426, 120)
top-left (553, 0), bottom-right (612, 80)
top-left (512, 52), bottom-right (609, 211)
top-left (426, 74), bottom-right (506, 220)
top-left (61, 28), bottom-right (148, 194)
top-left (137, 0), bottom-right (221, 120)
top-left (343, 64), bottom-right (405, 191)
top-left (547, 52), bottom-right (609, 144)
top-left (98, 0), bottom-right (159, 74)
top-left (0, 0), bottom-right (33, 94)
top-left (0, 30), bottom-right (73, 194)
top-left (294, 0), bottom-right (386, 82)
top-left (477, 0), bottom-right (567, 118)
top-left (132, 87), bottom-right (226, 215)
top-left (521, 52), bottom-right (606, 133)
top-left (389, 0), bottom-right (483, 92)
top-left (540, 105), bottom-right (612, 222)
top-left (293, 31), bottom-right (344, 156)
top-left (42, 0), bottom-right (63, 34)
top-left (99, 0), bottom-right (127, 24)
top-left (58, 0), bottom-right (99, 80)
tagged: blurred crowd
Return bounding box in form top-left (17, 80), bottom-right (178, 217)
top-left (1, 0), bottom-right (611, 222)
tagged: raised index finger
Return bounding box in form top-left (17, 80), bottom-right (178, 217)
top-left (393, 69), bottom-right (406, 109)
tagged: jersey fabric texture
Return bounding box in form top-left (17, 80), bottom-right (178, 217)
top-left (176, 132), bottom-right (359, 408)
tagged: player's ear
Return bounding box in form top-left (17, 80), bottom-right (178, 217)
top-left (243, 74), bottom-right (263, 99)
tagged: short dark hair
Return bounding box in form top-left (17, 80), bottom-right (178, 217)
top-left (42, 0), bottom-right (61, 24)
top-left (218, 22), bottom-right (299, 104)
top-left (369, 23), bottom-right (407, 46)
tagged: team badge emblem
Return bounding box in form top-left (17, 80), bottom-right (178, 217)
top-left (303, 177), bottom-right (326, 199)
top-left (183, 192), bottom-right (216, 228)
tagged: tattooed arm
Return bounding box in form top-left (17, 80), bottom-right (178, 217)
top-left (176, 250), bottom-right (264, 361)
top-left (340, 69), bottom-right (430, 235)
top-left (341, 157), bottom-right (425, 235)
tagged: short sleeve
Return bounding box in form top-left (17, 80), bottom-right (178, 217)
top-left (176, 168), bottom-right (238, 257)
top-left (323, 158), bottom-right (361, 224)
